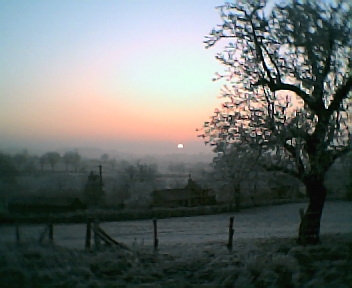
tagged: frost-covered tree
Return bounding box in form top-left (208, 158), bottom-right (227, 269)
top-left (212, 145), bottom-right (261, 211)
top-left (201, 0), bottom-right (351, 244)
top-left (109, 160), bottom-right (159, 207)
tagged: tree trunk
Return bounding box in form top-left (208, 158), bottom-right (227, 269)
top-left (298, 174), bottom-right (327, 245)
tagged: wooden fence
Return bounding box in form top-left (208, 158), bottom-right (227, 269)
top-left (12, 208), bottom-right (304, 251)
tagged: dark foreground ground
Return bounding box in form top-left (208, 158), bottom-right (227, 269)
top-left (0, 233), bottom-right (351, 288)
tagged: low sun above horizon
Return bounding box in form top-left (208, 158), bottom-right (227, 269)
top-left (177, 144), bottom-right (184, 149)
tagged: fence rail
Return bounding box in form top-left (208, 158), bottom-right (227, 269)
top-left (11, 207), bottom-right (308, 251)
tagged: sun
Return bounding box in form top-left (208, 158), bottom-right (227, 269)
top-left (177, 143), bottom-right (184, 149)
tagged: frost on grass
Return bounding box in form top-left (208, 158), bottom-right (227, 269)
top-left (0, 233), bottom-right (351, 288)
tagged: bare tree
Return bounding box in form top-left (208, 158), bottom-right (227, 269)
top-left (44, 152), bottom-right (61, 172)
top-left (63, 152), bottom-right (71, 172)
top-left (39, 154), bottom-right (47, 172)
top-left (63, 151), bottom-right (81, 172)
top-left (13, 150), bottom-right (28, 172)
top-left (71, 151), bottom-right (81, 172)
top-left (201, 0), bottom-right (351, 244)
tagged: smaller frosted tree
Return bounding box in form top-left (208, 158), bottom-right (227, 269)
top-left (212, 145), bottom-right (261, 211)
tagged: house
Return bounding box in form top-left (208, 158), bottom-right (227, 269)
top-left (152, 175), bottom-right (216, 208)
top-left (8, 197), bottom-right (87, 214)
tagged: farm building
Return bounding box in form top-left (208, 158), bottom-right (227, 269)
top-left (8, 197), bottom-right (86, 214)
top-left (152, 175), bottom-right (216, 208)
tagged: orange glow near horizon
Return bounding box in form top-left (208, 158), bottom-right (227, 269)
top-left (2, 86), bottom-right (217, 143)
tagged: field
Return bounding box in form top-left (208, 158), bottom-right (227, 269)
top-left (0, 201), bottom-right (351, 287)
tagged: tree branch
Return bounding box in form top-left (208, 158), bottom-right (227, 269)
top-left (283, 142), bottom-right (305, 176)
top-left (261, 43), bottom-right (282, 83)
top-left (254, 79), bottom-right (319, 112)
top-left (320, 35), bottom-right (334, 85)
top-left (248, 14), bottom-right (275, 85)
top-left (327, 76), bottom-right (352, 116)
top-left (312, 30), bottom-right (334, 105)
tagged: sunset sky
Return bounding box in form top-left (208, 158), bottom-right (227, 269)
top-left (0, 0), bottom-right (225, 155)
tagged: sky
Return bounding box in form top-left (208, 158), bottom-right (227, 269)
top-left (0, 0), bottom-right (226, 156)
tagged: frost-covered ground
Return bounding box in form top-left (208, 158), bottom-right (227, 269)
top-left (1, 201), bottom-right (351, 249)
top-left (0, 201), bottom-right (351, 287)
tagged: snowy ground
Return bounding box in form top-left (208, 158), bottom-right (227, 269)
top-left (0, 201), bottom-right (351, 287)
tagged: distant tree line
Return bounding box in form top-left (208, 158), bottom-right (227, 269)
top-left (0, 150), bottom-right (82, 173)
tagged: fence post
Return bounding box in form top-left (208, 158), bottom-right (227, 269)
top-left (48, 222), bottom-right (54, 242)
top-left (153, 219), bottom-right (159, 250)
top-left (85, 218), bottom-right (92, 250)
top-left (94, 218), bottom-right (101, 250)
top-left (227, 216), bottom-right (235, 251)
